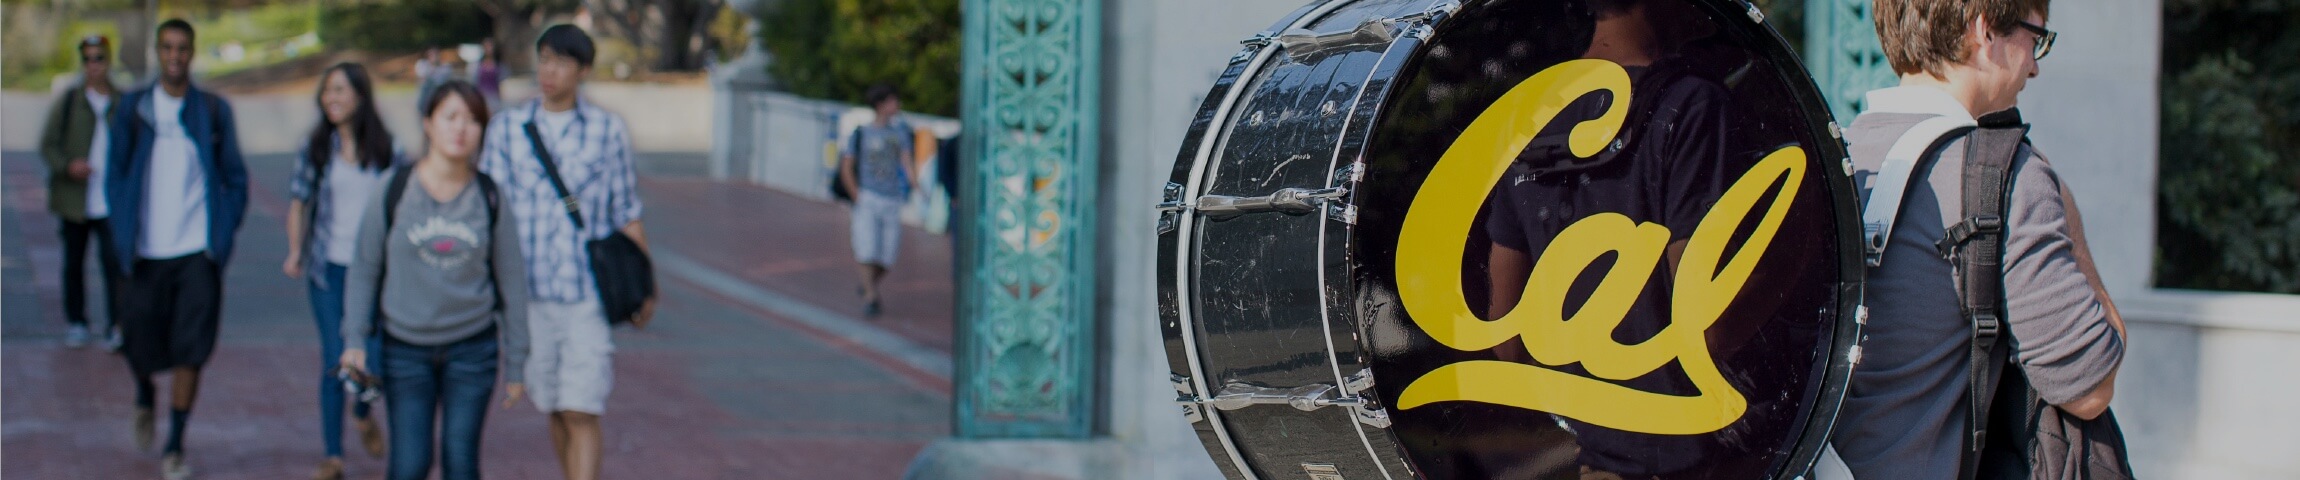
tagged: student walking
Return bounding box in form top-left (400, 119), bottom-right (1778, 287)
top-left (104, 19), bottom-right (252, 480)
top-left (39, 34), bottom-right (124, 350)
top-left (838, 84), bottom-right (919, 318)
top-left (285, 62), bottom-right (398, 480)
top-left (339, 81), bottom-right (530, 480)
top-left (477, 25), bottom-right (655, 480)
top-left (1832, 0), bottom-right (2132, 478)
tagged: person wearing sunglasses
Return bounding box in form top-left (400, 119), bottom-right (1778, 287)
top-left (38, 35), bottom-right (126, 351)
top-left (1831, 0), bottom-right (2132, 479)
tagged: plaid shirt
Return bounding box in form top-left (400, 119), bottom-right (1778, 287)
top-left (287, 133), bottom-right (400, 289)
top-left (478, 98), bottom-right (643, 303)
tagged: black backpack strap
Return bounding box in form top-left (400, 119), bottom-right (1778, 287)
top-left (474, 171), bottom-right (503, 309)
top-left (523, 121), bottom-right (585, 229)
top-left (1942, 108), bottom-right (2031, 480)
top-left (373, 165), bottom-right (414, 334)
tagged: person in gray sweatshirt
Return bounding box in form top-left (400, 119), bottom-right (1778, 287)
top-left (339, 81), bottom-right (527, 480)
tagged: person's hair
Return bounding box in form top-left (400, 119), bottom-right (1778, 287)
top-left (420, 80), bottom-right (492, 153)
top-left (535, 25), bottom-right (596, 67)
top-left (156, 19), bottom-right (195, 42)
top-left (1873, 0), bottom-right (2051, 77)
top-left (306, 63), bottom-right (395, 172)
top-left (1586, 0), bottom-right (1643, 17)
top-left (78, 35), bottom-right (110, 62)
top-left (865, 83), bottom-right (900, 106)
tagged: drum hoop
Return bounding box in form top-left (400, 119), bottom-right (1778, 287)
top-left (1171, 1), bottom-right (1366, 478)
top-left (1313, 12), bottom-right (1439, 480)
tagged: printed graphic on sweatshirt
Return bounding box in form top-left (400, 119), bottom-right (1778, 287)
top-left (406, 216), bottom-right (482, 269)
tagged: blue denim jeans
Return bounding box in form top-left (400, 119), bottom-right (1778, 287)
top-left (380, 329), bottom-right (497, 480)
top-left (311, 263), bottom-right (381, 457)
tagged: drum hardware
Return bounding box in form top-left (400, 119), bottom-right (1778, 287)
top-left (1341, 368), bottom-right (1391, 428)
top-left (1848, 344), bottom-right (1864, 367)
top-left (1326, 163), bottom-right (1363, 224)
top-left (1234, 31), bottom-right (1279, 63)
top-left (1197, 186), bottom-right (1351, 220)
top-left (1855, 305), bottom-right (1869, 326)
top-left (1277, 17), bottom-right (1399, 62)
top-left (1178, 382), bottom-right (1367, 412)
top-left (1743, 0), bottom-right (1764, 23)
top-left (1174, 373), bottom-right (1207, 423)
top-left (1158, 182), bottom-right (1187, 234)
top-left (1276, 1), bottom-right (1457, 63)
top-left (1302, 463), bottom-right (1346, 480)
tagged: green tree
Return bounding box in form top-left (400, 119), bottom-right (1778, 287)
top-left (760, 0), bottom-right (961, 116)
top-left (2158, 0), bottom-right (2300, 293)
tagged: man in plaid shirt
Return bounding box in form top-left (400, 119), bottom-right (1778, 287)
top-left (476, 25), bottom-right (654, 480)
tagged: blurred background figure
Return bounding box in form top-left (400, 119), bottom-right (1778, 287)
top-left (105, 19), bottom-right (251, 480)
top-left (341, 80), bottom-right (528, 480)
top-left (837, 83), bottom-right (914, 318)
top-left (37, 34), bottom-right (124, 351)
top-left (284, 61), bottom-right (398, 480)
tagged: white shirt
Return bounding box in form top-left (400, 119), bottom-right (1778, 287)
top-left (84, 88), bottom-right (112, 219)
top-left (535, 107), bottom-right (577, 139)
top-left (324, 159), bottom-right (386, 265)
top-left (140, 89), bottom-right (210, 259)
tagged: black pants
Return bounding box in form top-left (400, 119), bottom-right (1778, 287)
top-left (58, 218), bottom-right (121, 327)
top-left (121, 254), bottom-right (222, 376)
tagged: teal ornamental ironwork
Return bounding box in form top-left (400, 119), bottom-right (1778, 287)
top-left (953, 0), bottom-right (1101, 438)
top-left (1805, 0), bottom-right (1898, 122)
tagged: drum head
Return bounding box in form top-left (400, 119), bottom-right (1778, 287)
top-left (1350, 0), bottom-right (1858, 478)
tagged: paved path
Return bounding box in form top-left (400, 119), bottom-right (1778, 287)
top-left (0, 149), bottom-right (958, 479)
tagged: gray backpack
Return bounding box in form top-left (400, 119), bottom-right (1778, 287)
top-left (1860, 108), bottom-right (2135, 480)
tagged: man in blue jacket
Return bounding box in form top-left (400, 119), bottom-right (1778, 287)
top-left (105, 19), bottom-right (248, 480)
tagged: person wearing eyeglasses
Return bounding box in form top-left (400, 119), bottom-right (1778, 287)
top-left (38, 35), bottom-right (126, 351)
top-left (1831, 0), bottom-right (2132, 479)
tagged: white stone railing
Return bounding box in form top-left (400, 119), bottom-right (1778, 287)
top-left (710, 86), bottom-right (960, 229)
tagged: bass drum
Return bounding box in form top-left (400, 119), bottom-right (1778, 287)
top-left (1156, 0), bottom-right (1863, 479)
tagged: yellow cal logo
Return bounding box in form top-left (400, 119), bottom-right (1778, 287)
top-left (1391, 59), bottom-right (1806, 435)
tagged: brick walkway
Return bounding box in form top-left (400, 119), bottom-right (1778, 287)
top-left (1, 150), bottom-right (957, 479)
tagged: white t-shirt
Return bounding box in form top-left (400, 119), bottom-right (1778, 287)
top-left (535, 107), bottom-right (577, 140)
top-left (140, 89), bottom-right (210, 259)
top-left (84, 89), bottom-right (112, 219)
top-left (324, 158), bottom-right (387, 265)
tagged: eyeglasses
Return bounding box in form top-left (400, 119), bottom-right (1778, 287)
top-left (82, 54), bottom-right (108, 64)
top-left (2016, 21), bottom-right (2056, 60)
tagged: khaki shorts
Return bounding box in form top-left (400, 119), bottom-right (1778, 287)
top-left (526, 298), bottom-right (614, 414)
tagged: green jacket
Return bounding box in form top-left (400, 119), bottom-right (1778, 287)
top-left (39, 84), bottom-right (114, 223)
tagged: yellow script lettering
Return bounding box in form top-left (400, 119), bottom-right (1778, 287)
top-left (1391, 59), bottom-right (1807, 436)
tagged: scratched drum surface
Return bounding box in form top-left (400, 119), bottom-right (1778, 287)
top-left (1160, 0), bottom-right (1440, 479)
top-left (1348, 0), bottom-right (1860, 478)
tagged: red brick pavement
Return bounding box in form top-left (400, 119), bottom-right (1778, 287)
top-left (2, 152), bottom-right (956, 479)
top-left (636, 176), bottom-right (957, 354)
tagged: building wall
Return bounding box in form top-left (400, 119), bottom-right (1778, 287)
top-left (2021, 0), bottom-right (2300, 477)
top-left (1099, 0), bottom-right (1311, 478)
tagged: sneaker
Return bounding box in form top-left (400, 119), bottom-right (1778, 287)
top-left (311, 458), bottom-right (344, 480)
top-left (864, 299), bottom-right (883, 318)
top-left (162, 452), bottom-right (191, 480)
top-left (355, 416), bottom-right (384, 458)
top-left (133, 407), bottom-right (155, 450)
top-left (103, 327), bottom-right (123, 352)
top-left (63, 325), bottom-right (90, 348)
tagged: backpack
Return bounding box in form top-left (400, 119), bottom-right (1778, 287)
top-left (1859, 108), bottom-right (2134, 480)
top-left (377, 166), bottom-right (504, 310)
top-left (830, 123), bottom-right (912, 202)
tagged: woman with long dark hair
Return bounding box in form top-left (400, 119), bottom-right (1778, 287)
top-left (284, 62), bottom-right (397, 480)
top-left (340, 81), bottom-right (528, 480)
